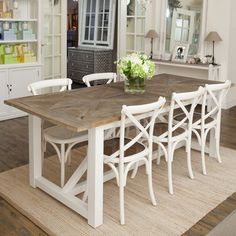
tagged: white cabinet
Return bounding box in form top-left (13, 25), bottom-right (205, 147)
top-left (0, 66), bottom-right (41, 121)
top-left (0, 0), bottom-right (42, 120)
top-left (0, 69), bottom-right (9, 118)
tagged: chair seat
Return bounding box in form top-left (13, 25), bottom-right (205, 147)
top-left (44, 126), bottom-right (88, 144)
top-left (104, 137), bottom-right (147, 162)
top-left (174, 112), bottom-right (215, 125)
top-left (154, 122), bottom-right (186, 142)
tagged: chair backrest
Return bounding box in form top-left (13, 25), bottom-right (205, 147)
top-left (105, 97), bottom-right (166, 164)
top-left (28, 78), bottom-right (72, 95)
top-left (82, 72), bottom-right (117, 87)
top-left (201, 80), bottom-right (231, 125)
top-left (165, 87), bottom-right (205, 140)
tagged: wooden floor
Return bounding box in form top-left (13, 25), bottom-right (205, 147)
top-left (0, 106), bottom-right (236, 235)
top-left (183, 192), bottom-right (236, 236)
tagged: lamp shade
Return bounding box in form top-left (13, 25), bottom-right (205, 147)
top-left (205, 31), bottom-right (222, 42)
top-left (145, 29), bottom-right (158, 39)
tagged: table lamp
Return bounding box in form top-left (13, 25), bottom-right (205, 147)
top-left (205, 31), bottom-right (222, 65)
top-left (145, 29), bottom-right (158, 59)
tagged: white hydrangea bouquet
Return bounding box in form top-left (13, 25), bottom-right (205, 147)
top-left (117, 53), bottom-right (155, 93)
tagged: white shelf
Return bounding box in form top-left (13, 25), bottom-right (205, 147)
top-left (0, 39), bottom-right (38, 44)
top-left (0, 18), bottom-right (38, 22)
top-left (0, 62), bottom-right (42, 69)
top-left (153, 60), bottom-right (214, 70)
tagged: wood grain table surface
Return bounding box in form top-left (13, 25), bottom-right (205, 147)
top-left (5, 74), bottom-right (221, 132)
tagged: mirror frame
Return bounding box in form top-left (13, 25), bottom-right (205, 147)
top-left (158, 0), bottom-right (208, 60)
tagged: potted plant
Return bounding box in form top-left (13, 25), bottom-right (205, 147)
top-left (117, 53), bottom-right (155, 94)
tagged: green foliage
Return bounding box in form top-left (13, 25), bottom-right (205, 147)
top-left (117, 53), bottom-right (155, 80)
top-left (168, 0), bottom-right (182, 10)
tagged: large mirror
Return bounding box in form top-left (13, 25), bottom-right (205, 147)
top-left (165, 0), bottom-right (204, 57)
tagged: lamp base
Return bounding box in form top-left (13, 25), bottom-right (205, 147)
top-left (210, 62), bottom-right (218, 66)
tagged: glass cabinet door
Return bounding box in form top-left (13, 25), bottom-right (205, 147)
top-left (42, 0), bottom-right (66, 80)
top-left (126, 0), bottom-right (146, 54)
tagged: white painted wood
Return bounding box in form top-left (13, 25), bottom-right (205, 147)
top-left (41, 0), bottom-right (67, 80)
top-left (82, 73), bottom-right (117, 87)
top-left (79, 0), bottom-right (116, 49)
top-left (153, 87), bottom-right (205, 194)
top-left (62, 157), bottom-right (88, 194)
top-left (28, 78), bottom-right (88, 187)
top-left (0, 66), bottom-right (41, 120)
top-left (29, 115), bottom-right (42, 188)
top-left (8, 67), bottom-right (41, 115)
top-left (87, 126), bottom-right (104, 228)
top-left (198, 81), bottom-right (231, 171)
top-left (169, 9), bottom-right (195, 52)
top-left (0, 70), bottom-right (9, 118)
top-left (35, 177), bottom-right (88, 219)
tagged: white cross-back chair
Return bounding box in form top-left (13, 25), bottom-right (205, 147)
top-left (28, 78), bottom-right (88, 187)
top-left (192, 80), bottom-right (231, 174)
top-left (151, 87), bottom-right (205, 194)
top-left (103, 97), bottom-right (166, 225)
top-left (82, 72), bottom-right (117, 87)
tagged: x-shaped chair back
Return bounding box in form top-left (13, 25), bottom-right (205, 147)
top-left (106, 97), bottom-right (166, 164)
top-left (166, 87), bottom-right (205, 141)
top-left (28, 78), bottom-right (72, 95)
top-left (82, 73), bottom-right (117, 87)
top-left (200, 80), bottom-right (231, 126)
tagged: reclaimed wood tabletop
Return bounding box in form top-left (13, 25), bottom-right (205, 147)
top-left (5, 74), bottom-right (221, 132)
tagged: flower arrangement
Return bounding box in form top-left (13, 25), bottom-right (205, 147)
top-left (117, 53), bottom-right (155, 80)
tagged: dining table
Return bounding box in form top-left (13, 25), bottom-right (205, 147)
top-left (5, 73), bottom-right (221, 228)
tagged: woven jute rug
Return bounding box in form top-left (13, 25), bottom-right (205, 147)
top-left (0, 146), bottom-right (236, 236)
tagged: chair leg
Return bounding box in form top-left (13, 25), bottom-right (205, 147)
top-left (167, 160), bottom-right (173, 195)
top-left (201, 134), bottom-right (207, 175)
top-left (186, 139), bottom-right (194, 179)
top-left (147, 162), bottom-right (157, 206)
top-left (119, 184), bottom-right (125, 225)
top-left (215, 127), bottom-right (222, 163)
top-left (157, 145), bottom-right (161, 165)
top-left (60, 144), bottom-right (66, 187)
top-left (131, 162), bottom-right (139, 179)
top-left (67, 148), bottom-right (72, 166)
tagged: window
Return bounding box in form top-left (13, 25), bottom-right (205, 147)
top-left (79, 0), bottom-right (116, 49)
top-left (126, 0), bottom-right (146, 54)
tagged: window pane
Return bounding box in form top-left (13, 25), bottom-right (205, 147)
top-left (127, 35), bottom-right (134, 50)
top-left (136, 18), bottom-right (145, 34)
top-left (90, 27), bottom-right (95, 40)
top-left (127, 18), bottom-right (134, 33)
top-left (103, 28), bottom-right (108, 41)
top-left (127, 0), bottom-right (135, 16)
top-left (91, 0), bottom-right (96, 13)
top-left (175, 28), bottom-right (181, 41)
top-left (136, 36), bottom-right (144, 51)
top-left (86, 15), bottom-right (90, 26)
top-left (104, 13), bottom-right (109, 27)
top-left (86, 0), bottom-right (91, 12)
top-left (97, 28), bottom-right (102, 41)
top-left (85, 27), bottom-right (89, 40)
top-left (91, 14), bottom-right (95, 26)
top-left (98, 14), bottom-right (103, 27)
top-left (136, 2), bottom-right (145, 16)
top-left (182, 29), bottom-right (189, 42)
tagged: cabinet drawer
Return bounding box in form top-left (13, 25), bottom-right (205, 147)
top-left (68, 51), bottom-right (94, 61)
top-left (68, 60), bottom-right (94, 72)
top-left (67, 69), bottom-right (89, 84)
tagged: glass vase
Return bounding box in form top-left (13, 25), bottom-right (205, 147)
top-left (124, 76), bottom-right (145, 94)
